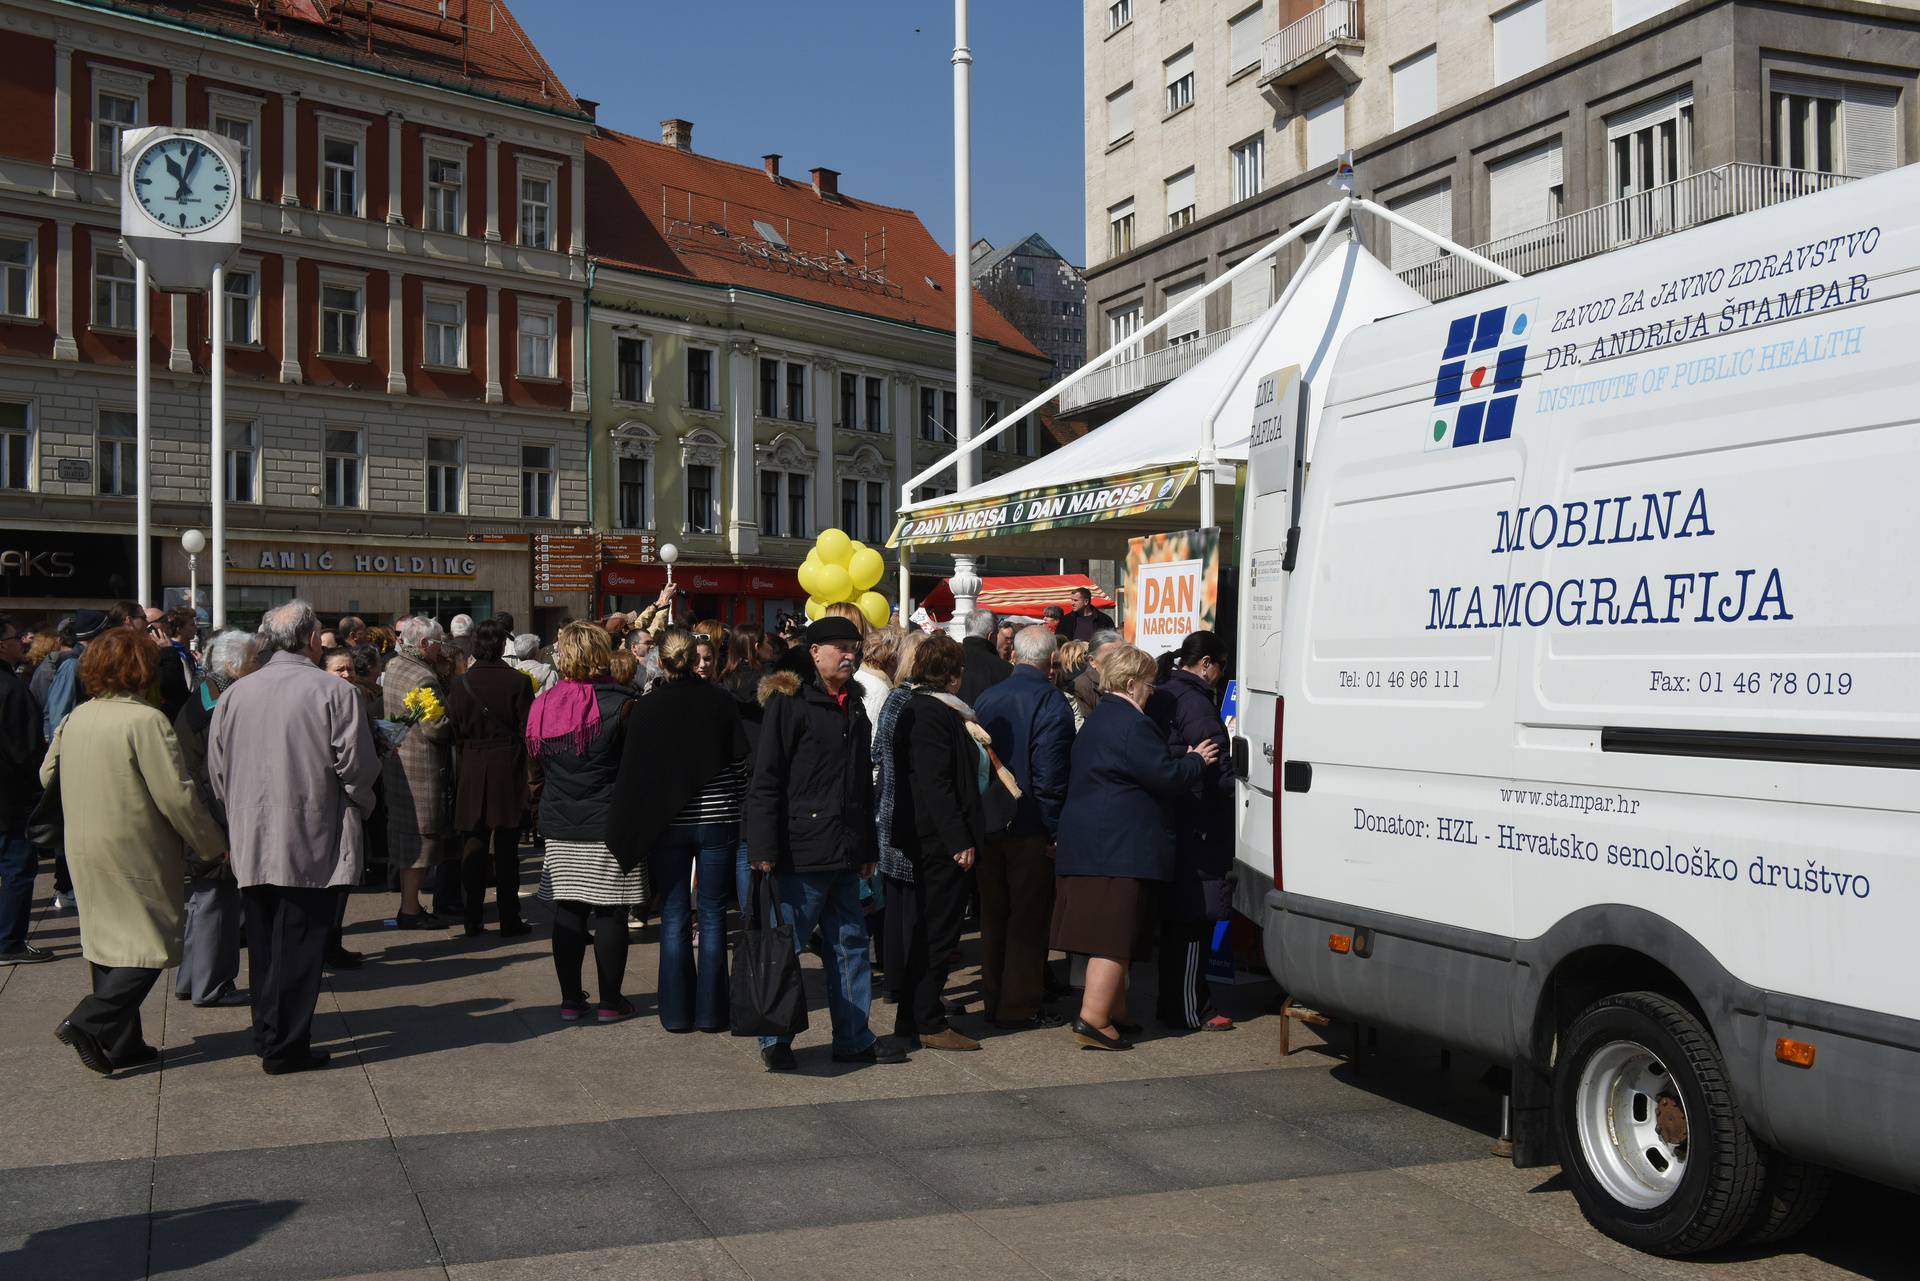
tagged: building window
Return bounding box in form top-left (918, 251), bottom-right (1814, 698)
top-left (1387, 180), bottom-right (1454, 270)
top-left (1392, 47), bottom-right (1438, 129)
top-left (1230, 136), bottom-right (1264, 203)
top-left (1164, 47), bottom-right (1195, 116)
top-left (93, 81), bottom-right (142, 174)
top-left (787, 473), bottom-right (810, 539)
top-left (840, 478), bottom-right (860, 537)
top-left (520, 444), bottom-right (555, 518)
top-left (687, 346), bottom-right (716, 410)
top-left (97, 410), bottom-right (136, 497)
top-left (0, 403), bottom-right (31, 492)
top-left (1228, 5), bottom-right (1264, 77)
top-left (518, 168), bottom-right (554, 249)
top-left (1108, 302), bottom-right (1143, 359)
top-left (842, 478), bottom-right (886, 544)
top-left (864, 376), bottom-right (884, 431)
top-left (1016, 266), bottom-right (1035, 287)
top-left (864, 481), bottom-right (885, 544)
top-left (224, 268), bottom-right (257, 344)
top-left (839, 372), bottom-right (858, 428)
top-left (615, 335), bottom-right (651, 402)
top-left (320, 282), bottom-right (364, 356)
top-left (225, 420), bottom-right (257, 503)
top-left (426, 149), bottom-right (464, 233)
top-left (211, 114), bottom-right (257, 199)
top-left (1488, 143), bottom-right (1562, 242)
top-left (760, 470), bottom-right (782, 537)
top-left (1165, 167), bottom-right (1197, 230)
top-left (617, 454), bottom-right (650, 530)
top-left (423, 291), bottom-right (466, 368)
top-left (1492, 0), bottom-right (1547, 85)
top-left (321, 132), bottom-right (361, 216)
top-left (1304, 91), bottom-right (1347, 167)
top-left (1108, 0), bottom-right (1132, 33)
top-left (786, 362), bottom-right (807, 423)
top-left (1108, 198), bottom-right (1136, 256)
top-left (919, 386), bottom-right (941, 441)
top-left (0, 234), bottom-right (35, 319)
top-left (1107, 84), bottom-right (1135, 147)
top-left (759, 358), bottom-right (807, 420)
top-left (517, 302), bottom-right (556, 378)
top-left (1770, 76), bottom-right (1900, 178)
top-left (1165, 276), bottom-right (1205, 346)
top-left (93, 251), bottom-right (135, 330)
top-left (759, 358), bottom-right (779, 417)
top-left (686, 463), bottom-right (717, 533)
top-left (324, 428), bottom-right (363, 508)
top-left (1608, 92), bottom-right (1693, 204)
top-left (1014, 415), bottom-right (1034, 457)
top-left (426, 436), bottom-right (463, 514)
top-left (981, 398), bottom-right (1002, 447)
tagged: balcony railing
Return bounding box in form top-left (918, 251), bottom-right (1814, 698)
top-left (1396, 163), bottom-right (1856, 303)
top-left (1260, 0), bottom-right (1363, 88)
top-left (1058, 323), bottom-right (1250, 414)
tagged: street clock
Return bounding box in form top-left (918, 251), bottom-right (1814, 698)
top-left (119, 127), bottom-right (242, 290)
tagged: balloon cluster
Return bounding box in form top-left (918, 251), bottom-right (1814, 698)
top-left (798, 528), bottom-right (890, 628)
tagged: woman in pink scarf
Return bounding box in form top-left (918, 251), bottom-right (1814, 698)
top-left (526, 623), bottom-right (645, 1023)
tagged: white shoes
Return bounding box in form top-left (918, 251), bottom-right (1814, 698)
top-left (51, 892), bottom-right (75, 912)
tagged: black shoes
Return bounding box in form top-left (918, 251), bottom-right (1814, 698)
top-left (262, 1050), bottom-right (331, 1076)
top-left (394, 911), bottom-right (447, 931)
top-left (832, 1035), bottom-right (910, 1065)
top-left (112, 1044), bottom-right (160, 1069)
top-left (762, 1044), bottom-right (799, 1072)
top-left (990, 1011), bottom-right (1068, 1030)
top-left (324, 946), bottom-right (363, 970)
top-left (499, 919), bottom-right (532, 937)
top-left (0, 944), bottom-right (52, 965)
top-left (1071, 1018), bottom-right (1134, 1052)
top-left (55, 1020), bottom-right (114, 1075)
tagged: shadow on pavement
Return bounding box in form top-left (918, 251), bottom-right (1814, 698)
top-left (0, 1198), bottom-right (299, 1281)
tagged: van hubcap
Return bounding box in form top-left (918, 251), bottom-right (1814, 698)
top-left (1576, 1040), bottom-right (1689, 1210)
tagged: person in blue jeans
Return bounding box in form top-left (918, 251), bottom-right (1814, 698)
top-left (742, 615), bottom-right (909, 1072)
top-left (608, 628), bottom-right (751, 1033)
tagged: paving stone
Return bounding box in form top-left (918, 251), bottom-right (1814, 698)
top-left (419, 1166), bottom-right (707, 1266)
top-left (663, 1153), bottom-right (950, 1238)
top-left (890, 1135), bottom-right (1172, 1212)
top-left (1100, 1118), bottom-right (1377, 1188)
top-left (616, 1103), bottom-right (872, 1172)
top-left (818, 1087), bottom-right (1070, 1151)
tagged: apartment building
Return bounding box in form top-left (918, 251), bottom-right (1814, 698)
top-left (1076, 0), bottom-right (1920, 419)
top-left (0, 0), bottom-right (593, 630)
top-left (970, 233), bottom-right (1089, 379)
top-left (584, 122), bottom-right (1052, 627)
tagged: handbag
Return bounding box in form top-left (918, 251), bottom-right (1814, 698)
top-left (27, 770), bottom-right (61, 850)
top-left (728, 869), bottom-right (808, 1039)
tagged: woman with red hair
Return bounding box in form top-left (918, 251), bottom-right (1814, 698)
top-left (42, 628), bottom-right (225, 1076)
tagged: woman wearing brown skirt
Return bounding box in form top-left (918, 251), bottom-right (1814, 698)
top-left (1051, 644), bottom-right (1219, 1050)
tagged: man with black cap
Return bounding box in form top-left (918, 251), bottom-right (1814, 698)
top-left (745, 615), bottom-right (908, 1071)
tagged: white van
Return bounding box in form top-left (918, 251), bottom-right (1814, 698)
top-left (1235, 167), bottom-right (1920, 1256)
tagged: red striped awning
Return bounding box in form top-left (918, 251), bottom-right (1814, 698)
top-left (918, 574), bottom-right (1114, 619)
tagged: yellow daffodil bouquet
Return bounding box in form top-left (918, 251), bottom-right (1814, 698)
top-left (377, 685), bottom-right (445, 749)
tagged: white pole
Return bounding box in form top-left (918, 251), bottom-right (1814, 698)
top-left (135, 255), bottom-right (152, 606)
top-left (210, 261), bottom-right (227, 630)
top-left (950, 0), bottom-right (979, 631)
top-left (187, 552), bottom-right (197, 626)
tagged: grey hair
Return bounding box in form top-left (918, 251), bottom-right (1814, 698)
top-left (258, 599), bottom-right (319, 655)
top-left (963, 609), bottom-right (997, 640)
top-left (396, 615), bottom-right (443, 648)
top-left (448, 613), bottom-right (474, 637)
top-left (1087, 627), bottom-right (1124, 656)
top-left (1012, 624), bottom-right (1057, 667)
top-left (203, 628), bottom-right (259, 683)
top-left (512, 633), bottom-right (540, 660)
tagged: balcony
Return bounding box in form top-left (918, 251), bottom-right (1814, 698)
top-left (1058, 323), bottom-right (1249, 414)
top-left (1259, 0), bottom-right (1363, 111)
top-left (1397, 163), bottom-right (1856, 303)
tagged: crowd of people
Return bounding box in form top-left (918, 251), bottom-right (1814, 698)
top-left (0, 577), bottom-right (1239, 1076)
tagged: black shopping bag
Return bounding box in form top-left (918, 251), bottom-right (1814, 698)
top-left (729, 870), bottom-right (809, 1039)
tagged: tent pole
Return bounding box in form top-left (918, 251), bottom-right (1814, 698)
top-left (899, 545), bottom-right (912, 626)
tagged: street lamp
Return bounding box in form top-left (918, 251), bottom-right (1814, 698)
top-left (181, 528), bottom-right (206, 644)
top-left (659, 542), bottom-right (679, 588)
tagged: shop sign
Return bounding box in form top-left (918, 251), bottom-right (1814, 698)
top-left (238, 547), bottom-right (478, 578)
top-left (602, 563), bottom-right (801, 596)
top-left (887, 462), bottom-right (1198, 547)
top-left (0, 529), bottom-right (150, 600)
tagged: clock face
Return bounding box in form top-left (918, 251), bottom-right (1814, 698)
top-left (131, 137), bottom-right (235, 232)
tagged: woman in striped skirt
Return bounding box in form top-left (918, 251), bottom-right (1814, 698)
top-left (609, 628), bottom-right (750, 1032)
top-left (528, 623), bottom-right (644, 1023)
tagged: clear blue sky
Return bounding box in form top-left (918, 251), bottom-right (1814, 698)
top-left (515, 1), bottom-right (1088, 264)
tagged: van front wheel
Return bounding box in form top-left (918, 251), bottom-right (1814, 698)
top-left (1553, 991), bottom-right (1763, 1255)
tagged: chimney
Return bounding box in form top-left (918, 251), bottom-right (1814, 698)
top-left (809, 167), bottom-right (840, 199)
top-left (762, 153), bottom-right (782, 182)
top-left (576, 98), bottom-right (599, 121)
top-left (660, 118), bottom-right (693, 151)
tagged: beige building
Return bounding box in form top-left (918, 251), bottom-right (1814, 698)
top-left (1076, 0), bottom-right (1920, 418)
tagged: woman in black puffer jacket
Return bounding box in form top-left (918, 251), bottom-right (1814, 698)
top-left (1145, 631), bottom-right (1236, 1033)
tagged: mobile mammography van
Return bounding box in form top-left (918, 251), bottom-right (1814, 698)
top-left (1236, 168), bottom-right (1920, 1254)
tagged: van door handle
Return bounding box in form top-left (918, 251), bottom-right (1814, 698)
top-left (1262, 741), bottom-right (1277, 763)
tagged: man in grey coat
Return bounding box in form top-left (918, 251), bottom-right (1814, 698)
top-left (209, 599), bottom-right (379, 1075)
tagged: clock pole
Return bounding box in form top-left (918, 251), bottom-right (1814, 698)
top-left (210, 261), bottom-right (227, 630)
top-left (134, 255), bottom-right (152, 607)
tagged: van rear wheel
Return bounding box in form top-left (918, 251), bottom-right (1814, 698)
top-left (1553, 991), bottom-right (1763, 1255)
top-left (1744, 1150), bottom-right (1832, 1245)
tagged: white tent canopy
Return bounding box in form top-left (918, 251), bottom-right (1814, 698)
top-left (909, 236), bottom-right (1426, 523)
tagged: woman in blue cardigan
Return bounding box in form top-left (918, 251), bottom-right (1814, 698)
top-left (1052, 643), bottom-right (1220, 1050)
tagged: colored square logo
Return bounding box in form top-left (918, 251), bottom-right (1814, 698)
top-left (1426, 300), bottom-right (1536, 450)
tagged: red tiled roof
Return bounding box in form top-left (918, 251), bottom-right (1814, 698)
top-left (99, 0), bottom-right (581, 113)
top-left (586, 128), bottom-right (1045, 361)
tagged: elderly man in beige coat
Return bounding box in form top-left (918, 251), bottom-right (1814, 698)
top-left (210, 599), bottom-right (379, 1075)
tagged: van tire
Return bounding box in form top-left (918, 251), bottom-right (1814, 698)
top-left (1553, 991), bottom-right (1763, 1256)
top-left (1743, 1151), bottom-right (1832, 1246)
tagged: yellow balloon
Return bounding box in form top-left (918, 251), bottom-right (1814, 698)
top-left (813, 563), bottom-right (853, 603)
top-left (796, 556), bottom-right (823, 598)
top-left (847, 546), bottom-right (885, 592)
top-left (815, 527), bottom-right (853, 568)
top-left (857, 591), bottom-right (891, 628)
top-left (804, 597), bottom-right (825, 621)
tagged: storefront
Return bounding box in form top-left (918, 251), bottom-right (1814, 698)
top-left (0, 527), bottom-right (154, 622)
top-left (602, 562), bottom-right (803, 632)
top-left (170, 535), bottom-right (537, 633)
